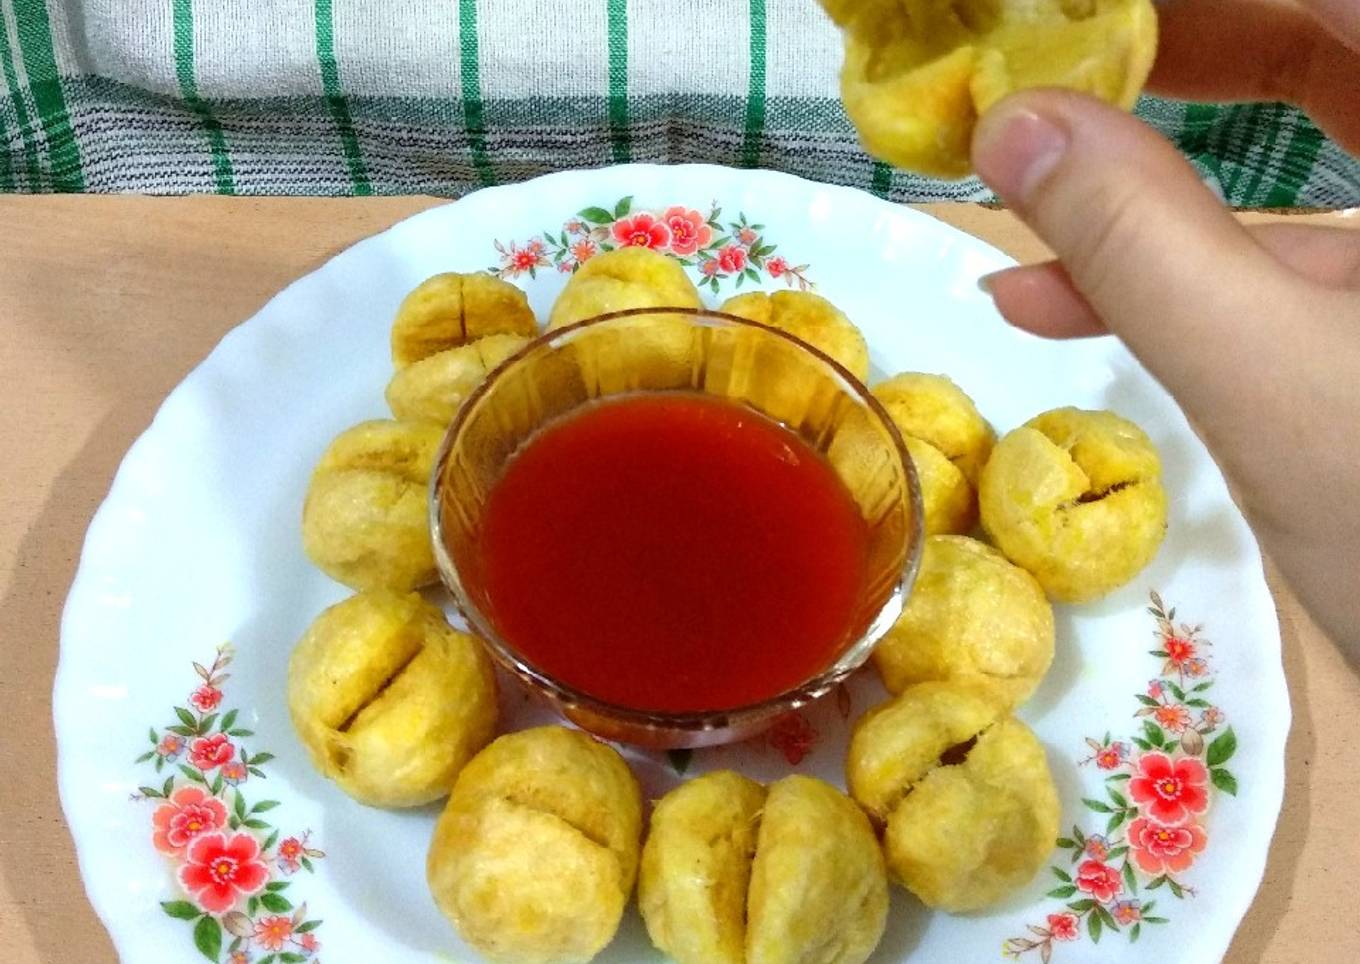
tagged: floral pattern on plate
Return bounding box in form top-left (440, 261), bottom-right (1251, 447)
top-left (134, 645), bottom-right (326, 963)
top-left (490, 196), bottom-right (813, 292)
top-left (1004, 592), bottom-right (1240, 960)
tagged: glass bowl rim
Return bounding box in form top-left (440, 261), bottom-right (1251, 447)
top-left (428, 305), bottom-right (924, 737)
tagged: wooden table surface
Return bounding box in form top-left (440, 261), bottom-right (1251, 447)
top-left (1, 196), bottom-right (1356, 963)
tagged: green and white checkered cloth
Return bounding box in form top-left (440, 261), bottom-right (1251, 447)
top-left (3, 0), bottom-right (1357, 205)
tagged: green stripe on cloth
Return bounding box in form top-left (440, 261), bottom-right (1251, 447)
top-left (0, 6), bottom-right (40, 189)
top-left (1238, 103), bottom-right (1285, 207)
top-left (457, 0), bottom-right (495, 186)
top-left (172, 0), bottom-right (235, 193)
top-left (12, 0), bottom-right (83, 190)
top-left (314, 0), bottom-right (372, 195)
top-left (1264, 113), bottom-right (1325, 207)
top-left (870, 161), bottom-right (892, 198)
top-left (739, 0), bottom-right (766, 168)
top-left (606, 0), bottom-right (629, 163)
top-left (0, 110), bottom-right (12, 190)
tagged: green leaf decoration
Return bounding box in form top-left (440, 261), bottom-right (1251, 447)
top-left (263, 829), bottom-right (280, 851)
top-left (1082, 797), bottom-right (1113, 813)
top-left (234, 792), bottom-right (247, 821)
top-left (1192, 681), bottom-right (1214, 692)
top-left (200, 714), bottom-right (218, 733)
top-left (301, 856), bottom-right (315, 873)
top-left (244, 818), bottom-right (270, 830)
top-left (163, 776), bottom-right (174, 797)
top-left (1055, 837), bottom-right (1076, 849)
top-left (666, 749), bottom-right (693, 774)
top-left (1169, 879), bottom-right (1185, 898)
top-left (220, 709), bottom-right (238, 732)
top-left (1211, 768), bottom-right (1239, 795)
top-left (1088, 912), bottom-right (1103, 943)
top-left (148, 727), bottom-right (159, 744)
top-left (247, 896), bottom-right (260, 916)
top-left (193, 914), bottom-right (222, 961)
top-left (613, 196), bottom-right (633, 219)
top-left (578, 206), bottom-right (614, 225)
top-left (210, 772), bottom-right (223, 796)
top-left (1122, 860), bottom-right (1138, 893)
top-left (1135, 694), bottom-right (1159, 707)
top-left (1131, 737), bottom-right (1153, 751)
top-left (174, 706), bottom-right (198, 728)
top-left (137, 785), bottom-right (162, 798)
top-left (1142, 721), bottom-right (1166, 747)
top-left (265, 881), bottom-right (290, 892)
top-left (251, 799), bottom-right (282, 813)
top-left (1107, 810), bottom-right (1127, 833)
top-left (279, 954), bottom-right (307, 963)
top-left (1131, 923), bottom-right (1142, 943)
top-left (1168, 682), bottom-right (1186, 701)
top-left (228, 729), bottom-right (255, 738)
top-left (161, 900), bottom-right (201, 920)
top-left (168, 725), bottom-right (195, 737)
top-left (1206, 727), bottom-right (1237, 767)
top-left (295, 920), bottom-right (323, 933)
top-left (1096, 904), bottom-right (1120, 931)
top-left (250, 752), bottom-right (276, 766)
top-left (1144, 916), bottom-right (1170, 924)
top-left (1109, 789), bottom-right (1128, 808)
top-left (1066, 899), bottom-right (1096, 912)
top-left (1046, 885), bottom-right (1077, 898)
top-left (1108, 773), bottom-right (1132, 782)
top-left (1186, 698), bottom-right (1211, 708)
top-left (135, 752), bottom-right (156, 764)
top-left (1051, 866), bottom-right (1072, 882)
top-left (260, 892), bottom-right (293, 913)
top-left (1146, 875), bottom-right (1167, 890)
top-left (180, 765), bottom-right (206, 784)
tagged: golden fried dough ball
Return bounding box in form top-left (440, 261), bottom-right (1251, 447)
top-left (392, 272), bottom-right (537, 368)
top-left (847, 681), bottom-right (1059, 911)
top-left (903, 435), bottom-right (975, 536)
top-left (822, 0), bottom-right (1157, 176)
top-left (874, 374), bottom-right (994, 483)
top-left (747, 775), bottom-right (889, 964)
top-left (639, 771), bottom-right (766, 964)
top-left (872, 374), bottom-right (993, 535)
top-left (287, 590), bottom-right (496, 807)
top-left (427, 726), bottom-right (643, 964)
top-left (873, 535), bottom-right (1054, 706)
top-left (385, 333), bottom-right (531, 425)
top-left (547, 246), bottom-right (702, 330)
top-left (301, 419), bottom-right (444, 591)
top-left (641, 772), bottom-right (887, 964)
top-left (720, 290), bottom-right (870, 383)
top-left (979, 406), bottom-right (1167, 603)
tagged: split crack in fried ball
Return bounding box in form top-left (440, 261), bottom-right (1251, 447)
top-left (287, 589), bottom-right (498, 808)
top-left (301, 419), bottom-right (447, 591)
top-left (846, 681), bottom-right (1059, 912)
top-left (640, 772), bottom-right (888, 964)
top-left (720, 290), bottom-right (870, 384)
top-left (386, 333), bottom-right (533, 426)
top-left (979, 406), bottom-right (1168, 603)
top-left (391, 272), bottom-right (538, 369)
top-left (427, 726), bottom-right (643, 964)
top-left (872, 373), bottom-right (995, 535)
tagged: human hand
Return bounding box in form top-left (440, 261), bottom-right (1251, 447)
top-left (968, 1), bottom-right (1360, 644)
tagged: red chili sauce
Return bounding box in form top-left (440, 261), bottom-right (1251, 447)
top-left (464, 393), bottom-right (870, 713)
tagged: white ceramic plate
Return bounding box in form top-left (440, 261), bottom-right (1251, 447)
top-left (56, 164), bottom-right (1288, 964)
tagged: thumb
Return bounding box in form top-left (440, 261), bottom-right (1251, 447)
top-left (971, 90), bottom-right (1287, 381)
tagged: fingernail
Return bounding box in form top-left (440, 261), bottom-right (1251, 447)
top-left (973, 106), bottom-right (1070, 208)
top-left (977, 271), bottom-right (998, 295)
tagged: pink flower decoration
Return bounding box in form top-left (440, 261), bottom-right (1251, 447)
top-left (737, 226), bottom-right (758, 245)
top-left (662, 206), bottom-right (712, 256)
top-left (1047, 913), bottom-right (1079, 941)
top-left (1201, 706), bottom-right (1225, 728)
top-left (700, 259), bottom-right (720, 277)
top-left (1129, 752), bottom-right (1210, 824)
top-left (611, 213), bottom-right (671, 250)
top-left (767, 712), bottom-right (817, 765)
top-left (717, 244), bottom-right (747, 274)
top-left (156, 733), bottom-right (186, 760)
top-left (1083, 834), bottom-right (1110, 861)
top-left (766, 256), bottom-right (788, 278)
top-left (1112, 899), bottom-right (1143, 925)
top-left (1147, 679), bottom-right (1164, 699)
top-left (221, 760), bottom-right (248, 785)
top-left (152, 785), bottom-right (228, 856)
top-left (1185, 657), bottom-right (1209, 677)
top-left (570, 238), bottom-right (597, 264)
top-left (188, 733), bottom-right (235, 771)
top-left (177, 831), bottom-right (269, 914)
top-left (1094, 741), bottom-right (1127, 770)
top-left (1165, 636), bottom-right (1196, 665)
top-left (1128, 816), bottom-right (1208, 874)
top-left (298, 932), bottom-right (320, 953)
top-left (1074, 859), bottom-right (1122, 904)
top-left (189, 685), bottom-right (222, 712)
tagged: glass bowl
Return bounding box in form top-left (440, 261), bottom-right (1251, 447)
top-left (430, 307), bottom-right (923, 749)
